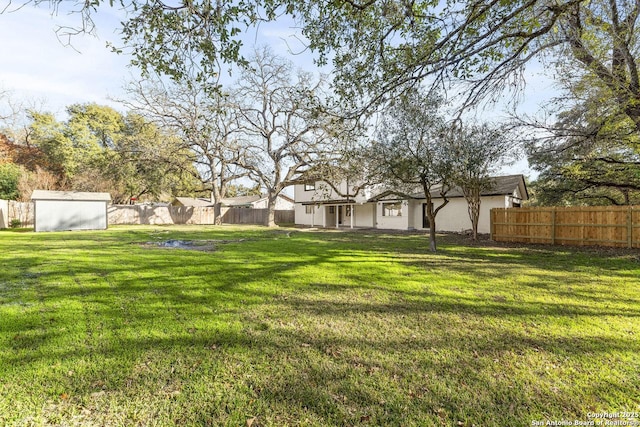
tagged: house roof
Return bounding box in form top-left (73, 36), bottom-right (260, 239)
top-left (172, 197), bottom-right (214, 207)
top-left (367, 190), bottom-right (420, 203)
top-left (220, 195), bottom-right (262, 207)
top-left (276, 193), bottom-right (294, 203)
top-left (301, 198), bottom-right (359, 206)
top-left (222, 194), bottom-right (294, 207)
top-left (31, 190), bottom-right (111, 202)
top-left (173, 193), bottom-right (294, 207)
top-left (368, 174), bottom-right (529, 202)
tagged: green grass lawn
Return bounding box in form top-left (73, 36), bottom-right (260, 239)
top-left (1, 225), bottom-right (639, 426)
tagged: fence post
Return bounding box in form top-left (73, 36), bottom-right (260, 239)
top-left (628, 206), bottom-right (633, 249)
top-left (490, 209), bottom-right (495, 241)
top-left (580, 206), bottom-right (585, 247)
top-left (551, 208), bottom-right (556, 245)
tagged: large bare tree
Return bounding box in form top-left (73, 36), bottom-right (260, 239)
top-left (123, 77), bottom-right (247, 223)
top-left (232, 47), bottom-right (340, 226)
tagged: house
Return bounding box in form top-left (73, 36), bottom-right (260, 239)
top-left (31, 190), bottom-right (111, 232)
top-left (172, 194), bottom-right (295, 210)
top-left (294, 175), bottom-right (528, 234)
top-left (171, 197), bottom-right (215, 207)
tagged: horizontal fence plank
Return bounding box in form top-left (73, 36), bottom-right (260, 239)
top-left (491, 206), bottom-right (640, 249)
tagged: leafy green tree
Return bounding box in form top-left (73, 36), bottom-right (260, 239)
top-left (27, 111), bottom-right (80, 181)
top-left (225, 183), bottom-right (262, 198)
top-left (67, 103), bottom-right (124, 149)
top-left (24, 104), bottom-right (198, 202)
top-left (370, 87), bottom-right (454, 252)
top-left (523, 75), bottom-right (640, 206)
top-left (449, 123), bottom-right (513, 240)
top-left (22, 1), bottom-right (640, 119)
top-left (93, 112), bottom-right (199, 203)
top-left (0, 162), bottom-right (22, 200)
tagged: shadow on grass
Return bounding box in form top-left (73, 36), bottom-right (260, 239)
top-left (1, 226), bottom-right (639, 425)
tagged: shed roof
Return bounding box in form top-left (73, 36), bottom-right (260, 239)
top-left (31, 190), bottom-right (111, 202)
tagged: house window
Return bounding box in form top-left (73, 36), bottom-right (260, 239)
top-left (382, 202), bottom-right (402, 217)
top-left (304, 182), bottom-right (315, 191)
top-left (305, 205), bottom-right (314, 214)
top-left (345, 206), bottom-right (351, 217)
top-left (328, 206), bottom-right (335, 214)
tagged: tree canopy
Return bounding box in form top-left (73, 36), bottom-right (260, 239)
top-left (3, 103), bottom-right (199, 203)
top-left (370, 87), bottom-right (454, 251)
top-left (23, 1), bottom-right (640, 116)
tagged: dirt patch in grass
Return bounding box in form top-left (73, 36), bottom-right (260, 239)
top-left (140, 239), bottom-right (250, 251)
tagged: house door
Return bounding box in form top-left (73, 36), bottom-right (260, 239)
top-left (338, 206), bottom-right (343, 225)
top-left (422, 203), bottom-right (431, 229)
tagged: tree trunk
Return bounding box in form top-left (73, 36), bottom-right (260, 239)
top-left (428, 221), bottom-right (437, 252)
top-left (264, 192), bottom-right (277, 227)
top-left (468, 197), bottom-right (480, 241)
top-left (211, 187), bottom-right (223, 225)
top-left (213, 202), bottom-right (222, 225)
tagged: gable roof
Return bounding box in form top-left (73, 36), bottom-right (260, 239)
top-left (172, 197), bottom-right (214, 207)
top-left (173, 193), bottom-right (294, 207)
top-left (368, 174), bottom-right (529, 202)
top-left (222, 194), bottom-right (294, 207)
top-left (426, 175), bottom-right (528, 199)
top-left (220, 195), bottom-right (262, 207)
top-left (31, 190), bottom-right (111, 202)
top-left (276, 193), bottom-right (294, 203)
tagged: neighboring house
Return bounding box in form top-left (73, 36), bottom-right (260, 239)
top-left (172, 194), bottom-right (295, 210)
top-left (294, 175), bottom-right (528, 234)
top-left (31, 190), bottom-right (111, 232)
top-left (171, 197), bottom-right (215, 207)
top-left (243, 194), bottom-right (295, 210)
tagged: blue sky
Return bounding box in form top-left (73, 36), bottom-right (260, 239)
top-left (0, 3), bottom-right (315, 113)
top-left (0, 2), bottom-right (557, 177)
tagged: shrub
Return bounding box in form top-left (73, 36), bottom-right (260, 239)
top-left (9, 219), bottom-right (21, 228)
top-left (0, 163), bottom-right (22, 200)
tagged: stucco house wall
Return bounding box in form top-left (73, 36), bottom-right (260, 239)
top-left (375, 200), bottom-right (410, 230)
top-left (252, 195), bottom-right (295, 210)
top-left (353, 203), bottom-right (375, 228)
top-left (410, 195), bottom-right (508, 234)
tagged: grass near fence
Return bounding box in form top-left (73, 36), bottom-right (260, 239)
top-left (1, 225), bottom-right (639, 426)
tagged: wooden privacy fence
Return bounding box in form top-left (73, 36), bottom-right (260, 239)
top-left (108, 205), bottom-right (295, 226)
top-left (0, 203), bottom-right (295, 228)
top-left (8, 201), bottom-right (34, 227)
top-left (0, 200), bottom-right (33, 228)
top-left (222, 207), bottom-right (295, 225)
top-left (108, 205), bottom-right (218, 225)
top-left (491, 206), bottom-right (640, 248)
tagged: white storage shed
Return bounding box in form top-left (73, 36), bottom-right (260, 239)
top-left (31, 190), bottom-right (111, 232)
